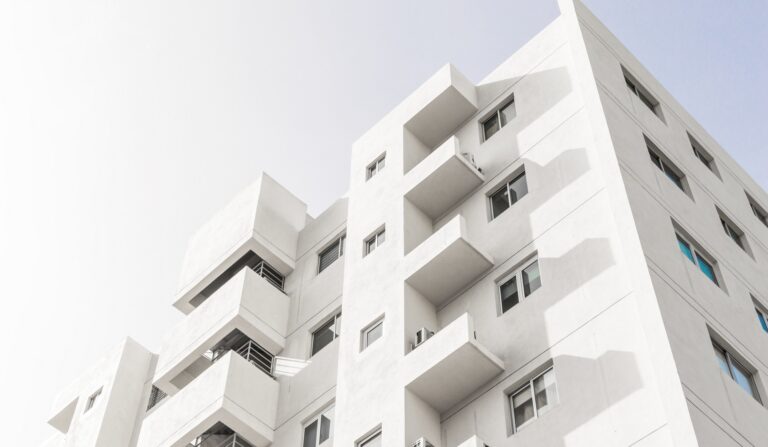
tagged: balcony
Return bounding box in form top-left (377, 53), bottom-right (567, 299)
top-left (175, 174), bottom-right (307, 313)
top-left (404, 215), bottom-right (493, 306)
top-left (138, 352), bottom-right (278, 447)
top-left (404, 314), bottom-right (504, 413)
top-left (404, 137), bottom-right (484, 220)
top-left (154, 268), bottom-right (289, 393)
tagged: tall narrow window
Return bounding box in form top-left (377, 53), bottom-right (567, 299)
top-left (499, 258), bottom-right (541, 314)
top-left (364, 227), bottom-right (386, 256)
top-left (84, 388), bottom-right (102, 413)
top-left (646, 137), bottom-right (686, 193)
top-left (361, 317), bottom-right (384, 350)
top-left (510, 367), bottom-right (558, 432)
top-left (366, 154), bottom-right (386, 180)
top-left (746, 193), bottom-right (768, 228)
top-left (676, 232), bottom-right (719, 286)
top-left (481, 96), bottom-right (515, 141)
top-left (622, 67), bottom-right (662, 119)
top-left (712, 341), bottom-right (761, 402)
top-left (311, 312), bottom-right (341, 357)
top-left (490, 170), bottom-right (528, 219)
top-left (318, 234), bottom-right (345, 273)
top-left (303, 406), bottom-right (334, 447)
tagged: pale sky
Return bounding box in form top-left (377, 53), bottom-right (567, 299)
top-left (0, 1), bottom-right (765, 444)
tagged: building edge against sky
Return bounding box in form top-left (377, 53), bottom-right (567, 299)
top-left (42, 0), bottom-right (768, 446)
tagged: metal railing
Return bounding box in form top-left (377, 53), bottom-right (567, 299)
top-left (188, 433), bottom-right (254, 447)
top-left (253, 260), bottom-right (285, 291)
top-left (209, 338), bottom-right (275, 378)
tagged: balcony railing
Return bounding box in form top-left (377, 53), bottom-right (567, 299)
top-left (209, 337), bottom-right (275, 378)
top-left (189, 433), bottom-right (254, 447)
top-left (253, 260), bottom-right (284, 291)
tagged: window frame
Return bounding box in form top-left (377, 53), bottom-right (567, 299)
top-left (489, 169), bottom-right (528, 220)
top-left (366, 154), bottom-right (386, 180)
top-left (302, 405), bottom-right (334, 447)
top-left (84, 387), bottom-right (103, 413)
top-left (310, 312), bottom-right (342, 357)
top-left (712, 341), bottom-right (761, 402)
top-left (481, 95), bottom-right (515, 142)
top-left (622, 66), bottom-right (663, 120)
top-left (363, 227), bottom-right (386, 256)
top-left (688, 133), bottom-right (719, 177)
top-left (645, 137), bottom-right (687, 194)
top-left (509, 366), bottom-right (558, 433)
top-left (746, 193), bottom-right (768, 228)
top-left (497, 257), bottom-right (541, 315)
top-left (675, 232), bottom-right (720, 286)
top-left (318, 234), bottom-right (346, 274)
top-left (716, 207), bottom-right (750, 255)
top-left (753, 296), bottom-right (768, 335)
top-left (357, 429), bottom-right (382, 447)
top-left (361, 316), bottom-right (384, 351)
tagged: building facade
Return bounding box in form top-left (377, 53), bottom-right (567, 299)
top-left (42, 1), bottom-right (768, 446)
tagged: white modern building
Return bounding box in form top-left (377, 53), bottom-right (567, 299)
top-left (42, 1), bottom-right (768, 446)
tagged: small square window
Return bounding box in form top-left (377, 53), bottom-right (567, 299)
top-left (84, 387), bottom-right (102, 413)
top-left (499, 258), bottom-right (541, 314)
top-left (675, 229), bottom-right (720, 287)
top-left (364, 227), bottom-right (386, 256)
top-left (311, 312), bottom-right (341, 357)
top-left (509, 367), bottom-right (558, 432)
top-left (622, 67), bottom-right (662, 119)
top-left (490, 171), bottom-right (528, 219)
top-left (481, 96), bottom-right (515, 141)
top-left (716, 208), bottom-right (749, 255)
top-left (746, 193), bottom-right (768, 228)
top-left (366, 154), bottom-right (386, 180)
top-left (361, 317), bottom-right (384, 350)
top-left (646, 137), bottom-right (686, 193)
top-left (688, 133), bottom-right (718, 177)
top-left (318, 234), bottom-right (345, 273)
top-left (712, 340), bottom-right (761, 402)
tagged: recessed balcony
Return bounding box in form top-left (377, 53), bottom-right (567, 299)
top-left (404, 136), bottom-right (484, 220)
top-left (154, 268), bottom-right (289, 394)
top-left (404, 313), bottom-right (504, 413)
top-left (404, 215), bottom-right (493, 306)
top-left (137, 352), bottom-right (278, 447)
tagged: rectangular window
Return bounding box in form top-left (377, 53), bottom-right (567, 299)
top-left (361, 317), bottom-right (384, 350)
top-left (622, 67), bottom-right (662, 119)
top-left (675, 230), bottom-right (720, 286)
top-left (688, 133), bottom-right (718, 176)
top-left (712, 341), bottom-right (761, 402)
top-left (84, 387), bottom-right (102, 413)
top-left (499, 258), bottom-right (541, 314)
top-left (311, 312), bottom-right (341, 357)
top-left (318, 234), bottom-right (345, 273)
top-left (364, 227), bottom-right (386, 256)
top-left (746, 193), bottom-right (768, 228)
top-left (490, 170), bottom-right (528, 219)
top-left (716, 208), bottom-right (748, 253)
top-left (646, 137), bottom-right (686, 192)
top-left (303, 406), bottom-right (334, 447)
top-left (481, 96), bottom-right (515, 141)
top-left (366, 154), bottom-right (386, 180)
top-left (358, 430), bottom-right (382, 447)
top-left (510, 367), bottom-right (558, 432)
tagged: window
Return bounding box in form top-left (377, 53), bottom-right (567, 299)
top-left (146, 385), bottom-right (167, 411)
top-left (318, 235), bottom-right (345, 273)
top-left (716, 208), bottom-right (748, 253)
top-left (490, 171), bottom-right (528, 219)
top-left (676, 233), bottom-right (719, 286)
top-left (361, 317), bottom-right (384, 350)
top-left (622, 67), bottom-right (662, 118)
top-left (84, 388), bottom-right (102, 413)
top-left (311, 312), bottom-right (341, 357)
top-left (688, 133), bottom-right (717, 175)
top-left (754, 297), bottom-right (768, 334)
top-left (481, 96), bottom-right (515, 141)
top-left (303, 406), bottom-right (334, 447)
top-left (499, 258), bottom-right (541, 314)
top-left (645, 137), bottom-right (686, 192)
top-left (712, 341), bottom-right (761, 402)
top-left (509, 367), bottom-right (558, 432)
top-left (366, 154), bottom-right (386, 180)
top-left (358, 430), bottom-right (382, 447)
top-left (364, 227), bottom-right (386, 256)
top-left (746, 193), bottom-right (768, 228)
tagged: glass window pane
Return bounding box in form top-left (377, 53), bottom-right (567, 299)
top-left (303, 420), bottom-right (318, 447)
top-left (522, 261), bottom-right (541, 297)
top-left (677, 237), bottom-right (694, 263)
top-left (696, 255), bottom-right (718, 285)
top-left (318, 240), bottom-right (341, 273)
top-left (648, 150), bottom-right (662, 170)
top-left (319, 415), bottom-right (332, 443)
top-left (714, 345), bottom-right (730, 376)
top-left (512, 385), bottom-right (535, 430)
top-left (378, 157), bottom-right (385, 170)
top-left (366, 238), bottom-right (377, 254)
top-left (490, 186), bottom-right (510, 219)
top-left (500, 276), bottom-right (519, 313)
top-left (662, 163), bottom-right (684, 190)
top-left (483, 114), bottom-right (500, 140)
top-left (758, 310), bottom-right (768, 333)
top-left (533, 369), bottom-right (558, 415)
top-left (508, 173), bottom-right (528, 205)
top-left (377, 230), bottom-right (385, 245)
top-left (730, 358), bottom-right (758, 399)
top-left (639, 91), bottom-right (657, 112)
top-left (499, 101), bottom-right (515, 126)
top-left (365, 321), bottom-right (383, 347)
top-left (312, 319), bottom-right (336, 356)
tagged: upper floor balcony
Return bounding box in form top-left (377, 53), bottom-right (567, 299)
top-left (154, 268), bottom-right (289, 394)
top-left (404, 215), bottom-right (493, 306)
top-left (138, 351), bottom-right (278, 447)
top-left (174, 174), bottom-right (307, 314)
top-left (404, 313), bottom-right (503, 413)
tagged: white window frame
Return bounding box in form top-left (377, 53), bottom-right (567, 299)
top-left (481, 95), bottom-right (515, 142)
top-left (84, 387), bottom-right (103, 413)
top-left (318, 234), bottom-right (346, 273)
top-left (310, 312), bottom-right (342, 357)
top-left (361, 317), bottom-right (384, 351)
top-left (497, 257), bottom-right (541, 314)
top-left (675, 231), bottom-right (720, 287)
top-left (712, 340), bottom-right (761, 402)
top-left (716, 208), bottom-right (749, 254)
top-left (302, 405), bottom-right (334, 447)
top-left (366, 154), bottom-right (386, 180)
top-left (364, 227), bottom-right (386, 256)
top-left (746, 192), bottom-right (768, 228)
top-left (645, 137), bottom-right (687, 193)
top-left (509, 366), bottom-right (558, 433)
top-left (622, 66), bottom-right (663, 119)
top-left (488, 169), bottom-right (528, 220)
